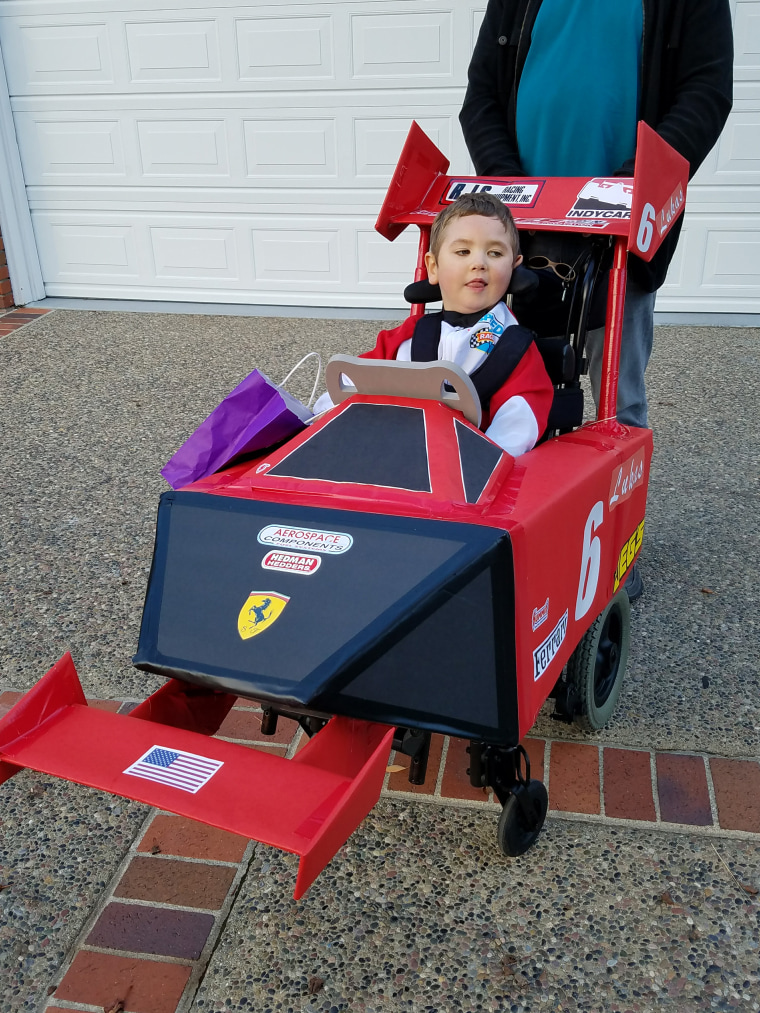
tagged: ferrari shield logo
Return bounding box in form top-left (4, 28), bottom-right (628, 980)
top-left (238, 592), bottom-right (290, 640)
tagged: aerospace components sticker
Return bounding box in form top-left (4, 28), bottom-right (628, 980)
top-left (613, 520), bottom-right (645, 593)
top-left (238, 592), bottom-right (290, 640)
top-left (261, 550), bottom-right (321, 575)
top-left (443, 179), bottom-right (543, 208)
top-left (534, 609), bottom-right (568, 681)
top-left (258, 525), bottom-right (353, 554)
top-left (609, 449), bottom-right (646, 511)
top-left (567, 179), bottom-right (632, 220)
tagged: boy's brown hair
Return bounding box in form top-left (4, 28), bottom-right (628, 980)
top-left (429, 192), bottom-right (520, 259)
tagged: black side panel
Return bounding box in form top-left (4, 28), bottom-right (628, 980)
top-left (314, 543), bottom-right (519, 744)
top-left (268, 403), bottom-right (431, 492)
top-left (134, 493), bottom-right (516, 742)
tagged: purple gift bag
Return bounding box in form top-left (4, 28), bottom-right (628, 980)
top-left (161, 368), bottom-right (314, 490)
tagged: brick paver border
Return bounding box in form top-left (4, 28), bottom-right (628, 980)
top-left (0, 306), bottom-right (51, 336)
top-left (1, 689), bottom-right (758, 1013)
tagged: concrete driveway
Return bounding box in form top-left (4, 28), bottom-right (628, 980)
top-left (1, 307), bottom-right (758, 1013)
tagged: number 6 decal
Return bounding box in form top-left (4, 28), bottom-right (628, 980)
top-left (575, 501), bottom-right (604, 621)
top-left (637, 203), bottom-right (656, 254)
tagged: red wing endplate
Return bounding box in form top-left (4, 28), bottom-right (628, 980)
top-left (376, 121), bottom-right (688, 261)
top-left (0, 653), bottom-right (394, 899)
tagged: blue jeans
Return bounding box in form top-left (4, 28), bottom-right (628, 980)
top-left (584, 278), bottom-right (656, 428)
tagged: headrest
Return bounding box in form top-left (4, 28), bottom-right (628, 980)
top-left (403, 265), bottom-right (539, 305)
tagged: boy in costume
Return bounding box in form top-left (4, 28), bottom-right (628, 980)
top-left (315, 193), bottom-right (553, 458)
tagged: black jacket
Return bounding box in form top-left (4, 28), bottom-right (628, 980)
top-left (460, 0), bottom-right (734, 290)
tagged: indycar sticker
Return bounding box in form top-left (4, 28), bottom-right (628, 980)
top-left (567, 179), bottom-right (632, 220)
top-left (609, 449), bottom-right (646, 511)
top-left (124, 745), bottom-right (223, 794)
top-left (238, 592), bottom-right (290, 640)
top-left (613, 520), bottom-right (645, 593)
top-left (262, 550), bottom-right (321, 575)
top-left (443, 179), bottom-right (543, 208)
top-left (534, 609), bottom-right (568, 681)
top-left (531, 597), bottom-right (550, 632)
top-left (258, 525), bottom-right (353, 554)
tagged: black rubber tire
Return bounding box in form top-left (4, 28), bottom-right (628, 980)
top-left (497, 780), bottom-right (549, 857)
top-left (567, 588), bottom-right (631, 731)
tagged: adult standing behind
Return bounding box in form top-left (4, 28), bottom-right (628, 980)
top-left (460, 0), bottom-right (733, 600)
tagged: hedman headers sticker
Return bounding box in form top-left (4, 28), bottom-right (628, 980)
top-left (261, 550), bottom-right (321, 575)
top-left (534, 609), bottom-right (568, 681)
top-left (258, 525), bottom-right (353, 554)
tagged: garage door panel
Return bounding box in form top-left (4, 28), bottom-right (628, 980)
top-left (244, 119), bottom-right (338, 178)
top-left (252, 229), bottom-right (340, 283)
top-left (13, 114), bottom-right (128, 179)
top-left (34, 221), bottom-right (141, 282)
top-left (1, 1), bottom-right (754, 312)
top-left (710, 110), bottom-right (760, 182)
top-left (659, 215), bottom-right (760, 311)
top-left (350, 12), bottom-right (452, 79)
top-left (152, 226), bottom-right (241, 282)
top-left (13, 104), bottom-right (462, 190)
top-left (138, 120), bottom-right (230, 176)
top-left (235, 16), bottom-right (334, 82)
top-left (126, 19), bottom-right (221, 83)
top-left (1, 4), bottom-right (468, 95)
top-left (356, 229), bottom-right (417, 288)
top-left (30, 209), bottom-right (419, 304)
top-left (734, 0), bottom-right (760, 81)
top-left (2, 21), bottom-right (116, 91)
top-left (353, 116), bottom-right (452, 180)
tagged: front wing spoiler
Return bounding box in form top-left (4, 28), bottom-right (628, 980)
top-left (0, 653), bottom-right (393, 899)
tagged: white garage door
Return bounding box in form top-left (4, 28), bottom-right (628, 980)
top-left (0, 0), bottom-right (757, 313)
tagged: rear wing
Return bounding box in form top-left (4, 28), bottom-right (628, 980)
top-left (375, 120), bottom-right (688, 263)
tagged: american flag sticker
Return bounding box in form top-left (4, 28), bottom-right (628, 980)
top-left (123, 745), bottom-right (223, 794)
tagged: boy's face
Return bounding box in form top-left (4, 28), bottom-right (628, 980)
top-left (424, 214), bottom-right (522, 317)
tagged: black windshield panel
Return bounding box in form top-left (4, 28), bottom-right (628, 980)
top-left (455, 419), bottom-right (504, 504)
top-left (268, 403), bottom-right (431, 492)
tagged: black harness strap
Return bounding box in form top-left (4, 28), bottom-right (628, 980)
top-left (410, 312), bottom-right (536, 415)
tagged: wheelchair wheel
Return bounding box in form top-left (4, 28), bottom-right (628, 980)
top-left (497, 780), bottom-right (548, 857)
top-left (568, 588), bottom-right (630, 731)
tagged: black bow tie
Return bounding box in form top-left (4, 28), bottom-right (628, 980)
top-left (441, 304), bottom-right (498, 329)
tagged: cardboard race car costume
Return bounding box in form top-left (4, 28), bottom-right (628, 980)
top-left (0, 122), bottom-right (688, 900)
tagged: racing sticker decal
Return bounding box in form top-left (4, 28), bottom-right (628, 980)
top-left (442, 179), bottom-right (543, 208)
top-left (515, 217), bottom-right (609, 231)
top-left (609, 449), bottom-right (646, 511)
top-left (534, 609), bottom-right (568, 681)
top-left (469, 309), bottom-right (506, 353)
top-left (124, 745), bottom-right (223, 794)
top-left (258, 525), bottom-right (353, 554)
top-left (531, 597), bottom-right (549, 632)
top-left (658, 183), bottom-right (685, 237)
top-left (238, 592), bottom-right (290, 640)
top-left (613, 520), bottom-right (645, 593)
top-left (261, 550), bottom-right (321, 575)
top-left (567, 179), bottom-right (632, 220)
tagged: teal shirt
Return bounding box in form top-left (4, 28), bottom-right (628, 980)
top-left (515, 0), bottom-right (642, 177)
